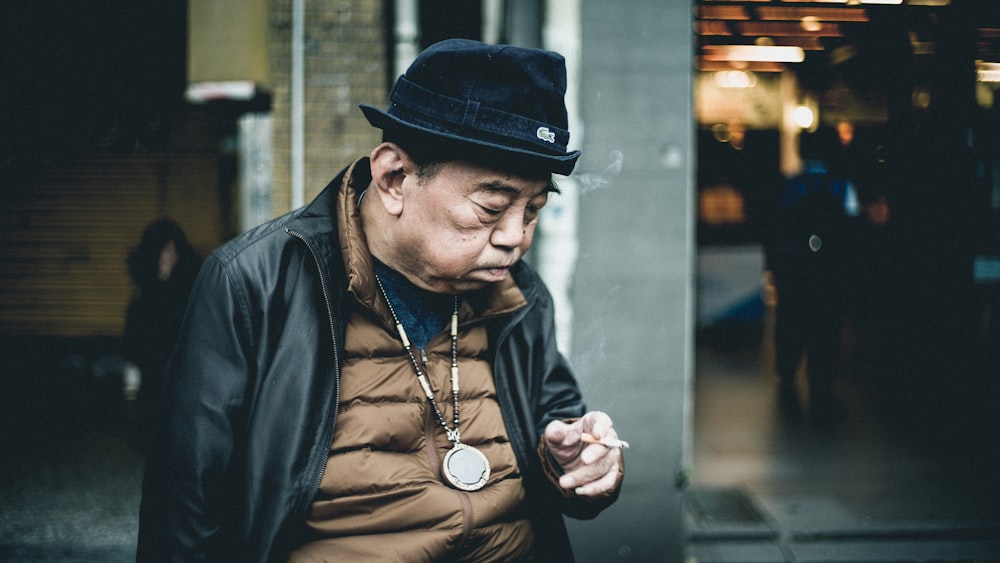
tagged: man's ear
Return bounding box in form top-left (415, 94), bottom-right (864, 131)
top-left (369, 142), bottom-right (409, 216)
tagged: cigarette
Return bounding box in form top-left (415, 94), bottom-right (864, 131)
top-left (581, 434), bottom-right (630, 449)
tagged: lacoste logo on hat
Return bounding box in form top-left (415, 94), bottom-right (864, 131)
top-left (536, 127), bottom-right (556, 143)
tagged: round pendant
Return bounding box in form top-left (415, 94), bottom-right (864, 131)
top-left (441, 443), bottom-right (490, 491)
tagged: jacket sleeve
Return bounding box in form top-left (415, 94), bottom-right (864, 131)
top-left (510, 271), bottom-right (622, 520)
top-left (138, 253), bottom-right (255, 562)
top-left (531, 351), bottom-right (622, 520)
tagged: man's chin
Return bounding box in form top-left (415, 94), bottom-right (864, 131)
top-left (422, 267), bottom-right (512, 295)
top-left (436, 272), bottom-right (506, 294)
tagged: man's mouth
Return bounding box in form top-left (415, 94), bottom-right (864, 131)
top-left (479, 265), bottom-right (512, 279)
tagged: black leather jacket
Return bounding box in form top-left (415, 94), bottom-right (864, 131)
top-left (137, 162), bottom-right (615, 563)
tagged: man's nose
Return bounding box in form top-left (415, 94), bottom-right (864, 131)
top-left (490, 211), bottom-right (526, 249)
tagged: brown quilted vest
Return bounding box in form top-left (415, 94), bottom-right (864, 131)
top-left (289, 170), bottom-right (534, 562)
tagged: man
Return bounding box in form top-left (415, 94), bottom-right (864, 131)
top-left (765, 128), bottom-right (858, 425)
top-left (137, 38), bottom-right (624, 562)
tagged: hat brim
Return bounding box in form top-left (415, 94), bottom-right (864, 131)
top-left (360, 104), bottom-right (580, 176)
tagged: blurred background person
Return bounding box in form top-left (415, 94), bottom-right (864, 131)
top-left (122, 218), bottom-right (200, 452)
top-left (765, 129), bottom-right (860, 425)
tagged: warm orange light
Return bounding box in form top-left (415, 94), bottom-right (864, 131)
top-left (703, 45), bottom-right (805, 63)
top-left (699, 185), bottom-right (747, 226)
top-left (836, 120), bottom-right (855, 146)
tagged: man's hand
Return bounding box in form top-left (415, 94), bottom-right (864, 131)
top-left (544, 411), bottom-right (624, 497)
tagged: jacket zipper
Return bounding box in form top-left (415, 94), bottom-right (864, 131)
top-left (286, 227), bottom-right (342, 510)
top-left (492, 303), bottom-right (531, 469)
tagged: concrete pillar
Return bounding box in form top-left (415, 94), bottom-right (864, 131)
top-left (566, 1), bottom-right (694, 561)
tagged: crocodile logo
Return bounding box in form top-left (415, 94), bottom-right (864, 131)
top-left (536, 127), bottom-right (556, 144)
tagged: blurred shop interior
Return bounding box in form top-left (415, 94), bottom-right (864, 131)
top-left (693, 0), bottom-right (1000, 434)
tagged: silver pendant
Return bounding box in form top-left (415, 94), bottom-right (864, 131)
top-left (441, 443), bottom-right (490, 491)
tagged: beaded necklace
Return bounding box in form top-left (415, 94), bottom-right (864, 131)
top-left (375, 275), bottom-right (491, 491)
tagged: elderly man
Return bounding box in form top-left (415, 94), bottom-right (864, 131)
top-left (137, 38), bottom-right (624, 563)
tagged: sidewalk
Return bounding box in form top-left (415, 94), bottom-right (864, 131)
top-left (687, 321), bottom-right (1000, 562)
top-left (0, 338), bottom-right (142, 563)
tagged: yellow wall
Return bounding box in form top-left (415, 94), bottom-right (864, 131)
top-left (188, 0), bottom-right (270, 85)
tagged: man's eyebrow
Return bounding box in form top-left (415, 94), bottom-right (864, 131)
top-left (478, 180), bottom-right (520, 195)
top-left (478, 179), bottom-right (559, 196)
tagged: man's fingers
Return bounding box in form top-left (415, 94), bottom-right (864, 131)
top-left (558, 448), bottom-right (621, 489)
top-left (574, 473), bottom-right (618, 497)
top-left (565, 462), bottom-right (621, 497)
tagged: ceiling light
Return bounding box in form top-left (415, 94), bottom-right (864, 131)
top-left (801, 16), bottom-right (823, 33)
top-left (977, 62), bottom-right (1000, 83)
top-left (703, 45), bottom-right (805, 63)
top-left (793, 105), bottom-right (815, 129)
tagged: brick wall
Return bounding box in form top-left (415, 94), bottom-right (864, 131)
top-left (268, 0), bottom-right (389, 215)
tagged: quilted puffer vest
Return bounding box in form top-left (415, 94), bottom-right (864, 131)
top-left (291, 301), bottom-right (533, 561)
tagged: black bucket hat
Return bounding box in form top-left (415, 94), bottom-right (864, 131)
top-left (360, 38), bottom-right (580, 176)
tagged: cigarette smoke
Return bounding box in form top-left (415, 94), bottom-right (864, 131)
top-left (574, 150), bottom-right (623, 194)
